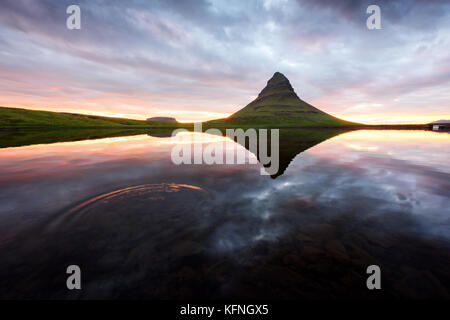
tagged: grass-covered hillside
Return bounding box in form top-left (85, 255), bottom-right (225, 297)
top-left (0, 107), bottom-right (181, 128)
top-left (207, 72), bottom-right (357, 127)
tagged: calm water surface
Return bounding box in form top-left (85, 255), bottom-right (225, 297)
top-left (0, 129), bottom-right (449, 299)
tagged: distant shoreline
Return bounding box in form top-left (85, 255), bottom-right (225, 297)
top-left (0, 106), bottom-right (442, 131)
top-left (262, 124), bottom-right (431, 130)
top-left (0, 124), bottom-right (434, 131)
top-left (0, 126), bottom-right (182, 131)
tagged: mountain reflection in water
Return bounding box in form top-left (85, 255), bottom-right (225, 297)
top-left (0, 129), bottom-right (449, 299)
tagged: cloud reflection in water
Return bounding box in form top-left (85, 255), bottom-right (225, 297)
top-left (0, 130), bottom-right (449, 299)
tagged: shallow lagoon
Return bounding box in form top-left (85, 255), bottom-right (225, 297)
top-left (0, 129), bottom-right (449, 299)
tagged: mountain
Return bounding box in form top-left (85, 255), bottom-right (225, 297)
top-left (208, 72), bottom-right (356, 127)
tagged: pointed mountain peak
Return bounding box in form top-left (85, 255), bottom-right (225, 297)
top-left (258, 72), bottom-right (296, 98)
top-left (270, 71), bottom-right (289, 82)
top-left (218, 70), bottom-right (353, 128)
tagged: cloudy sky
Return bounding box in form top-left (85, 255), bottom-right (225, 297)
top-left (0, 0), bottom-right (449, 123)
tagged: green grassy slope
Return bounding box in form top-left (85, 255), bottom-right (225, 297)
top-left (0, 107), bottom-right (181, 128)
top-left (207, 72), bottom-right (357, 127)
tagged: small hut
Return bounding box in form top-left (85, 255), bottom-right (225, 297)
top-left (429, 120), bottom-right (450, 131)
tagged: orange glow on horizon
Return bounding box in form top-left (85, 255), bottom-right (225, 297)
top-left (1, 103), bottom-right (232, 123)
top-left (334, 112), bottom-right (450, 125)
top-left (1, 100), bottom-right (447, 124)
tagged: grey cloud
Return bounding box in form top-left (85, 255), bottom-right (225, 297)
top-left (0, 0), bottom-right (449, 118)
